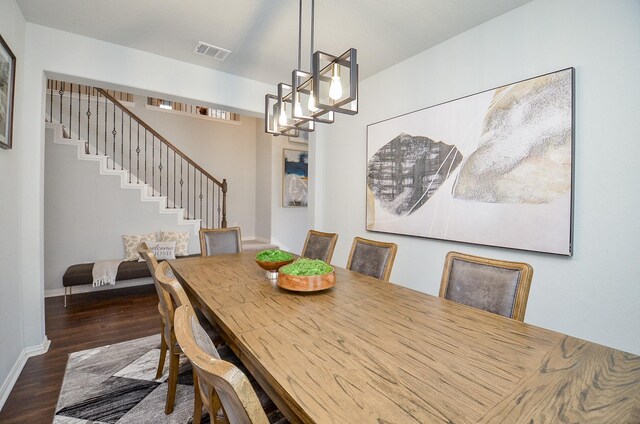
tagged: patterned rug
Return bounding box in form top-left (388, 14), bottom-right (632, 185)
top-left (54, 335), bottom-right (206, 424)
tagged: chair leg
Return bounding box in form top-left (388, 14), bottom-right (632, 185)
top-left (156, 323), bottom-right (167, 379)
top-left (64, 287), bottom-right (67, 308)
top-left (192, 371), bottom-right (202, 424)
top-left (165, 348), bottom-right (180, 414)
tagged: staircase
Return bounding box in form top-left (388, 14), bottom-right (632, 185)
top-left (46, 80), bottom-right (227, 231)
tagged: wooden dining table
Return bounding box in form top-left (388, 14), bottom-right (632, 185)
top-left (169, 252), bottom-right (640, 423)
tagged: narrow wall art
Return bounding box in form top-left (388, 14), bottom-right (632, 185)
top-left (283, 149), bottom-right (308, 207)
top-left (0, 34), bottom-right (16, 150)
top-left (366, 68), bottom-right (574, 255)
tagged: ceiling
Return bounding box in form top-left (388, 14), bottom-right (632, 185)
top-left (16, 0), bottom-right (533, 86)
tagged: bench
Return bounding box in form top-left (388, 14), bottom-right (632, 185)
top-left (62, 254), bottom-right (199, 307)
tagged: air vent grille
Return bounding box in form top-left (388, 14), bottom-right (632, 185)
top-left (194, 42), bottom-right (231, 61)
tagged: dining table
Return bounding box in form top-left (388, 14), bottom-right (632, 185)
top-left (169, 251), bottom-right (640, 423)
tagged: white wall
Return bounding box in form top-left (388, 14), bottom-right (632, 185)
top-left (316, 0), bottom-right (640, 354)
top-left (127, 96), bottom-right (259, 235)
top-left (0, 0), bottom-right (27, 407)
top-left (20, 23), bottom-right (273, 350)
top-left (255, 122), bottom-right (272, 242)
top-left (266, 129), bottom-right (309, 253)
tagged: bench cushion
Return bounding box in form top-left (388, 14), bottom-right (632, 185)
top-left (63, 254), bottom-right (199, 287)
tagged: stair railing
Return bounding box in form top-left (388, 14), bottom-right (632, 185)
top-left (46, 80), bottom-right (227, 229)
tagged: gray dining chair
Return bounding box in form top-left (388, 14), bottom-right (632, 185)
top-left (301, 230), bottom-right (338, 263)
top-left (346, 237), bottom-right (398, 281)
top-left (439, 251), bottom-right (533, 321)
top-left (199, 227), bottom-right (242, 256)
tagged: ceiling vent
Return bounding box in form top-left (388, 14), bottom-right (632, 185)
top-left (194, 42), bottom-right (231, 61)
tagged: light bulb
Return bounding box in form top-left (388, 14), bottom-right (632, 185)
top-left (294, 99), bottom-right (303, 118)
top-left (278, 104), bottom-right (287, 126)
top-left (307, 91), bottom-right (319, 112)
top-left (329, 63), bottom-right (342, 100)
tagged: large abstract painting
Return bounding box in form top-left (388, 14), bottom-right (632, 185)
top-left (283, 149), bottom-right (308, 207)
top-left (367, 68), bottom-right (574, 255)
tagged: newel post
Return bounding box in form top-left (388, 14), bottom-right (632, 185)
top-left (221, 178), bottom-right (228, 228)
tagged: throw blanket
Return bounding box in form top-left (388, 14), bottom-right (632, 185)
top-left (92, 260), bottom-right (123, 287)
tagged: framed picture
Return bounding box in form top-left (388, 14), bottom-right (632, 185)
top-left (0, 34), bottom-right (16, 150)
top-left (289, 131), bottom-right (309, 145)
top-left (283, 149), bottom-right (308, 207)
top-left (366, 68), bottom-right (574, 256)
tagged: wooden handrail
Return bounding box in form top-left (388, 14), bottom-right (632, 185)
top-left (95, 88), bottom-right (224, 188)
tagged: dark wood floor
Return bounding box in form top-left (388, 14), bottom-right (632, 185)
top-left (0, 285), bottom-right (160, 424)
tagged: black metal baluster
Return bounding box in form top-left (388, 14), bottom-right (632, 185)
top-left (104, 96), bottom-right (108, 164)
top-left (136, 123), bottom-right (140, 184)
top-left (86, 86), bottom-right (91, 152)
top-left (77, 84), bottom-right (81, 139)
top-left (180, 157), bottom-right (183, 210)
top-left (49, 80), bottom-right (53, 122)
top-left (173, 151), bottom-right (176, 208)
top-left (121, 109), bottom-right (124, 170)
top-left (152, 135), bottom-right (155, 196)
top-left (144, 129), bottom-right (148, 186)
top-left (59, 82), bottom-right (64, 124)
top-left (206, 179), bottom-right (209, 228)
top-left (158, 136), bottom-right (162, 197)
top-left (217, 186), bottom-right (221, 228)
top-left (186, 162), bottom-right (190, 218)
top-left (193, 167), bottom-right (197, 221)
top-left (129, 116), bottom-right (132, 183)
top-left (69, 83), bottom-right (73, 132)
top-left (199, 172), bottom-right (203, 222)
top-left (95, 90), bottom-right (99, 155)
top-left (112, 100), bottom-right (116, 170)
top-left (166, 145), bottom-right (169, 208)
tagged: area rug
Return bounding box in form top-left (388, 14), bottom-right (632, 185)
top-left (53, 335), bottom-right (205, 424)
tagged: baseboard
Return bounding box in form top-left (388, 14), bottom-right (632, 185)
top-left (250, 237), bottom-right (272, 244)
top-left (45, 278), bottom-right (154, 298)
top-left (0, 336), bottom-right (50, 411)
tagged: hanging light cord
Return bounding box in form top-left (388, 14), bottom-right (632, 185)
top-left (298, 0), bottom-right (302, 70)
top-left (310, 0), bottom-right (315, 70)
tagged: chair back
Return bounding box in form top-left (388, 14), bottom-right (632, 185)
top-left (138, 242), bottom-right (173, 319)
top-left (174, 304), bottom-right (269, 424)
top-left (439, 251), bottom-right (533, 321)
top-left (346, 237), bottom-right (398, 281)
top-left (301, 230), bottom-right (338, 263)
top-left (156, 261), bottom-right (193, 308)
top-left (200, 227), bottom-right (242, 257)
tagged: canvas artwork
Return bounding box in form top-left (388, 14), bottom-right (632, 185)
top-left (283, 149), bottom-right (308, 207)
top-left (367, 68), bottom-right (574, 255)
top-left (0, 34), bottom-right (16, 149)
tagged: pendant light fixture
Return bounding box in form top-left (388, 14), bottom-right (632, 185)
top-left (265, 0), bottom-right (358, 136)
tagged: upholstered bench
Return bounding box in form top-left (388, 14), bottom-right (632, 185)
top-left (62, 254), bottom-right (200, 307)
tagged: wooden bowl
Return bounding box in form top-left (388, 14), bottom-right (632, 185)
top-left (255, 258), bottom-right (294, 272)
top-left (278, 270), bottom-right (336, 292)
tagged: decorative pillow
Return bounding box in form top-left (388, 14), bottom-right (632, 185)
top-left (160, 231), bottom-right (190, 256)
top-left (122, 232), bottom-right (158, 261)
top-left (138, 241), bottom-right (176, 261)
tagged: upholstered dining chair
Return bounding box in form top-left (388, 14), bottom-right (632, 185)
top-left (200, 227), bottom-right (242, 256)
top-left (156, 261), bottom-right (287, 424)
top-left (346, 237), bottom-right (398, 282)
top-left (301, 230), bottom-right (338, 263)
top-left (439, 251), bottom-right (534, 322)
